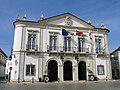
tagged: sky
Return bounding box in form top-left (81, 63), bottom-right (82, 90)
top-left (0, 0), bottom-right (120, 57)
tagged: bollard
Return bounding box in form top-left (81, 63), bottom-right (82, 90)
top-left (94, 76), bottom-right (98, 82)
top-left (18, 78), bottom-right (20, 83)
top-left (58, 78), bottom-right (60, 83)
top-left (8, 72), bottom-right (11, 82)
top-left (39, 77), bottom-right (41, 82)
top-left (106, 76), bottom-right (107, 81)
top-left (32, 78), bottom-right (34, 83)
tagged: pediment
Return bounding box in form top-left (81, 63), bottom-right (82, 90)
top-left (39, 13), bottom-right (95, 29)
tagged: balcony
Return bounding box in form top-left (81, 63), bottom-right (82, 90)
top-left (96, 48), bottom-right (109, 57)
top-left (26, 44), bottom-right (38, 51)
top-left (47, 46), bottom-right (89, 54)
top-left (95, 48), bottom-right (106, 55)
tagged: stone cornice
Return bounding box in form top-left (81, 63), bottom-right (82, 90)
top-left (13, 21), bottom-right (109, 33)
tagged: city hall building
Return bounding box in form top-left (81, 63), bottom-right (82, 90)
top-left (11, 13), bottom-right (112, 82)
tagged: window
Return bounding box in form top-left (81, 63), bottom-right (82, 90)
top-left (49, 35), bottom-right (57, 51)
top-left (27, 33), bottom-right (36, 50)
top-left (64, 37), bottom-right (71, 51)
top-left (97, 65), bottom-right (104, 75)
top-left (78, 37), bottom-right (85, 52)
top-left (7, 69), bottom-right (8, 73)
top-left (7, 63), bottom-right (9, 66)
top-left (26, 65), bottom-right (35, 76)
top-left (95, 36), bottom-right (102, 53)
top-left (10, 62), bottom-right (12, 66)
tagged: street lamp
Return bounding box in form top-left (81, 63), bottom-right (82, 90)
top-left (111, 55), bottom-right (114, 58)
top-left (111, 54), bottom-right (117, 79)
top-left (9, 66), bottom-right (12, 82)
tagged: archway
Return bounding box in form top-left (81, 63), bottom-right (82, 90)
top-left (64, 61), bottom-right (73, 81)
top-left (78, 61), bottom-right (86, 80)
top-left (48, 60), bottom-right (58, 82)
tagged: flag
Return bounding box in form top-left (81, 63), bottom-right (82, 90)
top-left (71, 37), bottom-right (78, 46)
top-left (76, 30), bottom-right (83, 36)
top-left (89, 30), bottom-right (93, 53)
top-left (89, 30), bottom-right (92, 41)
top-left (62, 29), bottom-right (69, 36)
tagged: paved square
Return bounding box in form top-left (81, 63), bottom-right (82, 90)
top-left (0, 80), bottom-right (120, 90)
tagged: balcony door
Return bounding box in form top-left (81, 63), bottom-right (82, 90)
top-left (78, 37), bottom-right (85, 52)
top-left (27, 33), bottom-right (36, 50)
top-left (64, 37), bottom-right (71, 51)
top-left (95, 37), bottom-right (102, 53)
top-left (49, 35), bottom-right (57, 51)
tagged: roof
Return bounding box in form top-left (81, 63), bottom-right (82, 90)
top-left (14, 12), bottom-right (94, 27)
top-left (112, 47), bottom-right (120, 53)
top-left (13, 12), bottom-right (110, 32)
top-left (0, 48), bottom-right (7, 58)
top-left (38, 12), bottom-right (95, 28)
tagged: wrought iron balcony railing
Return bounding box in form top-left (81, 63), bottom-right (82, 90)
top-left (47, 45), bottom-right (89, 53)
top-left (26, 44), bottom-right (38, 51)
top-left (95, 48), bottom-right (104, 54)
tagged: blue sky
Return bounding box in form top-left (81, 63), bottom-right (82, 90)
top-left (0, 0), bottom-right (120, 56)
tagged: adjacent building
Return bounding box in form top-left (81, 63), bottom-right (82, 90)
top-left (5, 59), bottom-right (12, 80)
top-left (11, 13), bottom-right (112, 82)
top-left (0, 48), bottom-right (7, 79)
top-left (110, 47), bottom-right (120, 79)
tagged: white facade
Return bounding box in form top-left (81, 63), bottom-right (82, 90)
top-left (11, 13), bottom-right (112, 82)
top-left (5, 59), bottom-right (12, 79)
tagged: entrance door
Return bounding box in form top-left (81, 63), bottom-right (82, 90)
top-left (78, 61), bottom-right (86, 80)
top-left (64, 61), bottom-right (73, 80)
top-left (48, 60), bottom-right (58, 82)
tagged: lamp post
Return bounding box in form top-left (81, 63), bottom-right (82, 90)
top-left (9, 67), bottom-right (12, 82)
top-left (111, 54), bottom-right (117, 79)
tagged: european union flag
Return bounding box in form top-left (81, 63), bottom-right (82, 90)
top-left (62, 29), bottom-right (68, 36)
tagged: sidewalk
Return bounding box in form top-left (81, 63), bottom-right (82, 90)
top-left (6, 79), bottom-right (119, 85)
top-left (0, 79), bottom-right (7, 83)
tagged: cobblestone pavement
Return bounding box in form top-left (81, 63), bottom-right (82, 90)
top-left (0, 80), bottom-right (120, 90)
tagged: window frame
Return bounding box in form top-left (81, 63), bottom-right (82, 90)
top-left (27, 31), bottom-right (38, 50)
top-left (95, 36), bottom-right (103, 53)
top-left (26, 64), bottom-right (36, 76)
top-left (78, 37), bottom-right (85, 52)
top-left (97, 64), bottom-right (105, 75)
top-left (49, 35), bottom-right (57, 51)
top-left (64, 36), bottom-right (71, 51)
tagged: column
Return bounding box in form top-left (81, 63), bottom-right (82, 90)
top-left (73, 65), bottom-right (78, 81)
top-left (18, 52), bottom-right (25, 81)
top-left (58, 65), bottom-right (63, 82)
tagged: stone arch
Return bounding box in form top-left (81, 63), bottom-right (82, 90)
top-left (46, 58), bottom-right (62, 66)
top-left (63, 58), bottom-right (77, 81)
top-left (45, 58), bottom-right (62, 82)
top-left (64, 58), bottom-right (78, 67)
top-left (78, 61), bottom-right (86, 80)
top-left (47, 60), bottom-right (58, 82)
top-left (63, 60), bottom-right (72, 80)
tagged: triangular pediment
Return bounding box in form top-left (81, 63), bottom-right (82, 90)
top-left (39, 13), bottom-right (95, 29)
